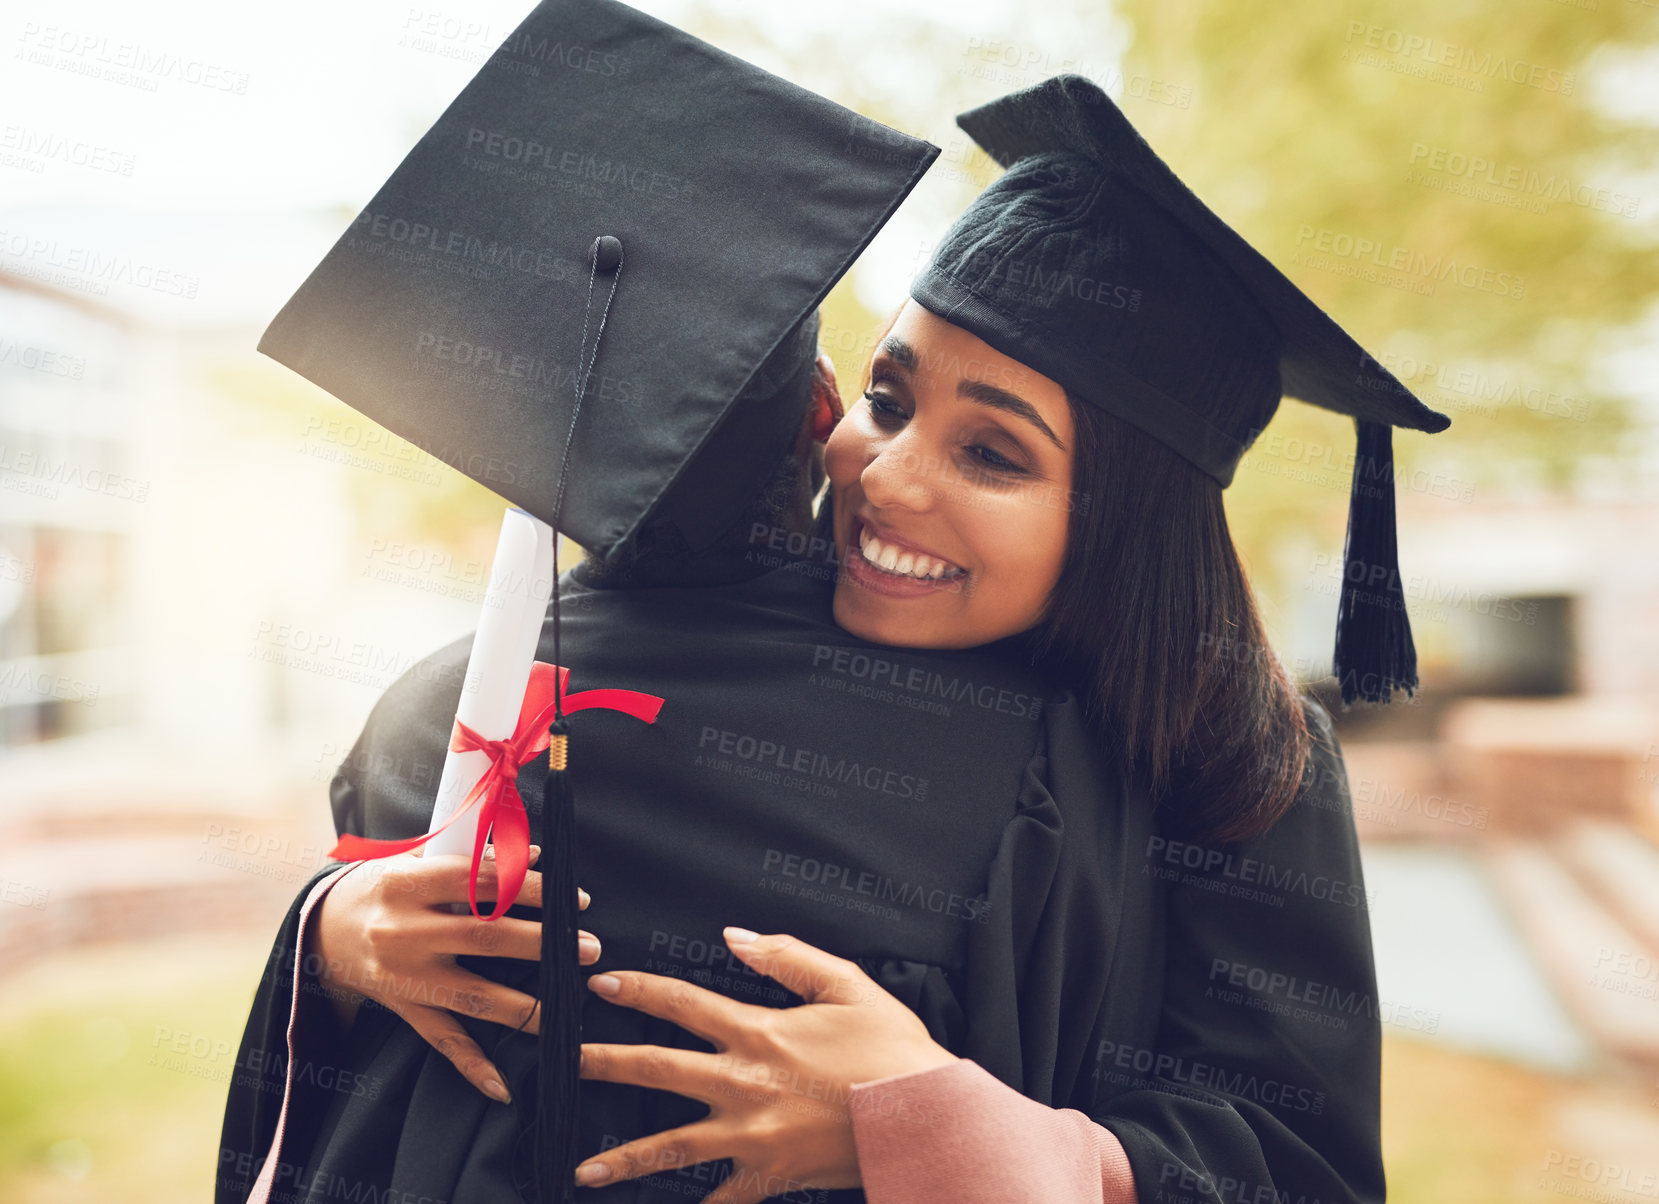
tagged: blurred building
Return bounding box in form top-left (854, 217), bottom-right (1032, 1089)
top-left (0, 271), bottom-right (148, 746)
top-left (1300, 488), bottom-right (1659, 1080)
top-left (0, 210), bottom-right (487, 967)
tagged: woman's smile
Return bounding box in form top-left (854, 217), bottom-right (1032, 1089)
top-left (843, 515), bottom-right (970, 597)
top-left (826, 299), bottom-right (1075, 649)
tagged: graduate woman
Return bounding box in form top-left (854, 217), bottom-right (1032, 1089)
top-left (547, 74), bottom-right (1453, 1203)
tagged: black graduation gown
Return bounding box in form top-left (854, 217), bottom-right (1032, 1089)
top-left (216, 549), bottom-right (1384, 1204)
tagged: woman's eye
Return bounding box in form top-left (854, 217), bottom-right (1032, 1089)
top-left (862, 391), bottom-right (908, 424)
top-left (859, 389), bottom-right (1028, 478)
top-left (967, 444), bottom-right (1026, 476)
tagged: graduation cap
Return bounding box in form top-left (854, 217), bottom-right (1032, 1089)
top-left (262, 1), bottom-right (935, 558)
top-left (910, 74), bottom-right (1452, 706)
top-left (257, 0), bottom-right (938, 1198)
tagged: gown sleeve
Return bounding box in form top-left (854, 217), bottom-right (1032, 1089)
top-left (215, 731), bottom-right (376, 1204)
top-left (214, 860), bottom-right (358, 1203)
top-left (1087, 696), bottom-right (1387, 1204)
top-left (848, 1057), bottom-right (1138, 1204)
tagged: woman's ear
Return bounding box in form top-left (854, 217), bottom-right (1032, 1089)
top-left (808, 351), bottom-right (843, 443)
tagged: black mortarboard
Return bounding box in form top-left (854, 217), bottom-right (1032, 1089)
top-left (911, 74), bottom-right (1452, 706)
top-left (260, 0), bottom-right (936, 558)
top-left (256, 1), bottom-right (937, 1199)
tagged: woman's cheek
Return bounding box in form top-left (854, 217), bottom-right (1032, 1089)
top-left (1030, 507), bottom-right (1071, 617)
top-left (822, 420), bottom-right (867, 491)
top-left (991, 495), bottom-right (1069, 620)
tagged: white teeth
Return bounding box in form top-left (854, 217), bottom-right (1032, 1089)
top-left (856, 525), bottom-right (963, 581)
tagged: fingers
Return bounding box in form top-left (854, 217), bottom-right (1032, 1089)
top-left (423, 913), bottom-right (543, 959)
top-left (572, 1120), bottom-right (730, 1191)
top-left (578, 1043), bottom-right (722, 1104)
top-left (585, 970), bottom-right (753, 1049)
top-left (414, 913), bottom-right (602, 965)
top-left (722, 931), bottom-right (872, 1007)
top-left (403, 1005), bottom-right (513, 1104)
top-left (392, 846), bottom-right (590, 917)
top-left (412, 967), bottom-right (545, 1034)
top-left (401, 852), bottom-right (541, 907)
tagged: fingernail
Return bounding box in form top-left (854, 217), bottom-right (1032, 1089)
top-left (724, 926), bottom-right (759, 947)
top-left (575, 1161), bottom-right (611, 1185)
top-left (484, 1077), bottom-right (511, 1104)
top-left (588, 973), bottom-right (621, 996)
top-left (482, 845), bottom-right (496, 861)
top-left (529, 844), bottom-right (541, 863)
top-left (577, 887), bottom-right (590, 907)
top-left (578, 934), bottom-right (601, 960)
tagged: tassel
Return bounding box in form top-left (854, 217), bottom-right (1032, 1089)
top-left (1332, 419), bottom-right (1418, 705)
top-left (522, 234), bottom-right (624, 1203)
top-left (535, 718), bottom-right (580, 1204)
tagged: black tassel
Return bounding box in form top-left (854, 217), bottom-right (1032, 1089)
top-left (536, 717), bottom-right (580, 1204)
top-left (1332, 419), bottom-right (1418, 705)
top-left (526, 235), bottom-right (621, 1202)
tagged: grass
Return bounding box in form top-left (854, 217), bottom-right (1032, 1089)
top-left (0, 935), bottom-right (270, 1204)
top-left (1381, 1032), bottom-right (1563, 1203)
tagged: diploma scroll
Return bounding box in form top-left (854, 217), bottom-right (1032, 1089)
top-left (424, 506), bottom-right (556, 857)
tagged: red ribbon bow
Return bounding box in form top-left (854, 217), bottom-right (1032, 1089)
top-left (327, 661), bottom-right (664, 920)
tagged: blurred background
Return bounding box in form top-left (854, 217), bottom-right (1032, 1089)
top-left (3, 0), bottom-right (1658, 1199)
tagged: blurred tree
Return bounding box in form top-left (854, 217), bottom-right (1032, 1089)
top-left (1106, 0), bottom-right (1659, 580)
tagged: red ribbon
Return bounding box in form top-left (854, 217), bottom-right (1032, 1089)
top-left (327, 661), bottom-right (664, 920)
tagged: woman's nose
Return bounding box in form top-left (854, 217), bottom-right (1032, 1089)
top-left (861, 433), bottom-right (940, 512)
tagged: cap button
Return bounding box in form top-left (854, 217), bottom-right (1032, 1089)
top-left (590, 235), bottom-right (623, 274)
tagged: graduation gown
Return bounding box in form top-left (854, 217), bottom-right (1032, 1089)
top-left (216, 547), bottom-right (1384, 1204)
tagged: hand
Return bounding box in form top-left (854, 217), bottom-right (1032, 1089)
top-left (574, 927), bottom-right (957, 1204)
top-left (304, 844), bottom-right (597, 1104)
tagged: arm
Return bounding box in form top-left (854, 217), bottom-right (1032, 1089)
top-left (216, 733), bottom-right (378, 1204)
top-left (569, 930), bottom-right (1140, 1203)
top-left (216, 722), bottom-right (556, 1201)
top-left (849, 1058), bottom-right (1138, 1204)
top-left (215, 861), bottom-right (358, 1204)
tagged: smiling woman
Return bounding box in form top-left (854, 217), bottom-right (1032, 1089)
top-left (823, 292), bottom-right (1306, 847)
top-left (828, 300), bottom-right (1075, 652)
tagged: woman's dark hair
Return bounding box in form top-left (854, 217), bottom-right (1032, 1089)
top-left (840, 307), bottom-right (1310, 845)
top-left (1026, 392), bottom-right (1311, 845)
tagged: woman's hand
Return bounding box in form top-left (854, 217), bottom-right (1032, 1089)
top-left (304, 844), bottom-right (598, 1104)
top-left (574, 928), bottom-right (958, 1204)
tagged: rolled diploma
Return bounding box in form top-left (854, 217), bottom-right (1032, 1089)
top-left (424, 506), bottom-right (556, 857)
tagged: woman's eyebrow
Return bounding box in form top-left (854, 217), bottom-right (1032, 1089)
top-left (876, 335), bottom-right (918, 372)
top-left (958, 379), bottom-right (1067, 452)
top-left (879, 335), bottom-right (1066, 452)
